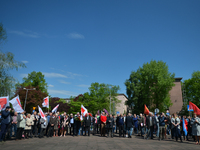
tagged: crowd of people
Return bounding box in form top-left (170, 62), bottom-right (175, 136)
top-left (0, 106), bottom-right (200, 145)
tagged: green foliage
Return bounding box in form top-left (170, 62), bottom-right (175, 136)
top-left (21, 71), bottom-right (48, 94)
top-left (68, 83), bottom-right (120, 115)
top-left (0, 23), bottom-right (7, 44)
top-left (184, 71), bottom-right (200, 107)
top-left (125, 60), bottom-right (175, 114)
top-left (0, 23), bottom-right (26, 97)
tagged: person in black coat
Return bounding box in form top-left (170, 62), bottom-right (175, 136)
top-left (126, 113), bottom-right (134, 138)
top-left (106, 114), bottom-right (114, 138)
top-left (93, 114), bottom-right (98, 135)
top-left (84, 113), bottom-right (91, 136)
top-left (146, 112), bottom-right (155, 139)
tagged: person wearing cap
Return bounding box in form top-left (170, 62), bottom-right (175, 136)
top-left (0, 106), bottom-right (14, 143)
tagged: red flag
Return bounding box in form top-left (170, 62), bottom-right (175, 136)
top-left (0, 96), bottom-right (9, 111)
top-left (144, 104), bottom-right (150, 115)
top-left (9, 95), bottom-right (24, 113)
top-left (189, 101), bottom-right (200, 115)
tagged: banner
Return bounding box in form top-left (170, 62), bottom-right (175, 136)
top-left (189, 101), bottom-right (200, 115)
top-left (42, 96), bottom-right (49, 108)
top-left (52, 104), bottom-right (59, 113)
top-left (38, 105), bottom-right (46, 120)
top-left (9, 95), bottom-right (24, 113)
top-left (0, 96), bottom-right (9, 111)
top-left (144, 104), bottom-right (150, 115)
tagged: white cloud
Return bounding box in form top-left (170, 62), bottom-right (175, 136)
top-left (77, 84), bottom-right (90, 88)
top-left (9, 30), bottom-right (40, 38)
top-left (59, 80), bottom-right (71, 85)
top-left (22, 61), bottom-right (28, 64)
top-left (42, 72), bottom-right (68, 78)
top-left (67, 33), bottom-right (85, 39)
top-left (48, 89), bottom-right (78, 96)
top-left (48, 84), bottom-right (54, 87)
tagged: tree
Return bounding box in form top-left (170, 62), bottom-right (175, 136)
top-left (0, 23), bottom-right (26, 97)
top-left (21, 71), bottom-right (48, 94)
top-left (49, 97), bottom-right (70, 113)
top-left (14, 85), bottom-right (48, 113)
top-left (125, 60), bottom-right (175, 114)
top-left (0, 23), bottom-right (7, 44)
top-left (184, 71), bottom-right (200, 107)
top-left (68, 83), bottom-right (120, 115)
top-left (15, 71), bottom-right (49, 112)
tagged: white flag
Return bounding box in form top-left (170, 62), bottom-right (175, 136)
top-left (42, 96), bottom-right (49, 108)
top-left (9, 95), bottom-right (24, 113)
top-left (0, 96), bottom-right (9, 111)
top-left (38, 105), bottom-right (46, 120)
top-left (52, 104), bottom-right (59, 113)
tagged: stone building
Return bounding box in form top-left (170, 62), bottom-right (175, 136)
top-left (169, 78), bottom-right (183, 114)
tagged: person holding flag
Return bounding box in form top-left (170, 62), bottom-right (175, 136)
top-left (191, 113), bottom-right (200, 145)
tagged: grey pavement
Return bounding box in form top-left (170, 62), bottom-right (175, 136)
top-left (1, 135), bottom-right (200, 150)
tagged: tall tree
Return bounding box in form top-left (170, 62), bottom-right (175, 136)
top-left (0, 23), bottom-right (26, 97)
top-left (184, 71), bottom-right (200, 107)
top-left (21, 71), bottom-right (48, 94)
top-left (125, 60), bottom-right (175, 114)
top-left (15, 71), bottom-right (49, 112)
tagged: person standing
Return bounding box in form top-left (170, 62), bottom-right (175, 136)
top-left (84, 113), bottom-right (91, 136)
top-left (118, 114), bottom-right (124, 137)
top-left (126, 113), bottom-right (134, 138)
top-left (93, 114), bottom-right (98, 135)
top-left (39, 113), bottom-right (48, 138)
top-left (100, 112), bottom-right (107, 137)
top-left (138, 113), bottom-right (145, 137)
top-left (171, 114), bottom-right (175, 139)
top-left (24, 114), bottom-right (32, 139)
top-left (158, 112), bottom-right (166, 141)
top-left (174, 113), bottom-right (182, 142)
top-left (191, 113), bottom-right (200, 145)
top-left (146, 112), bottom-right (155, 139)
top-left (69, 114), bottom-right (74, 136)
top-left (10, 111), bottom-right (18, 138)
top-left (31, 111), bottom-right (38, 137)
top-left (106, 114), bottom-right (114, 138)
top-left (0, 106), bottom-right (14, 143)
top-left (16, 111), bottom-right (26, 140)
top-left (49, 113), bottom-right (57, 137)
top-left (133, 114), bottom-right (138, 135)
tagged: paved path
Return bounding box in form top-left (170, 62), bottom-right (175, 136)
top-left (1, 135), bottom-right (200, 150)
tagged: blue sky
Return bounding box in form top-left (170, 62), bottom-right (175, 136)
top-left (0, 0), bottom-right (200, 98)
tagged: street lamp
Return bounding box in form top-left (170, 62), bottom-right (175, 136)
top-left (104, 86), bottom-right (114, 114)
top-left (23, 87), bottom-right (36, 111)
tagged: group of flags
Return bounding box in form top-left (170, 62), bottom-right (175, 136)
top-left (0, 95), bottom-right (59, 121)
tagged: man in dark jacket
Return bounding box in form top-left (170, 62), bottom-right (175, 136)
top-left (48, 113), bottom-right (57, 137)
top-left (118, 114), bottom-right (124, 137)
top-left (84, 113), bottom-right (91, 136)
top-left (146, 112), bottom-right (155, 139)
top-left (126, 113), bottom-right (134, 138)
top-left (106, 114), bottom-right (114, 138)
top-left (0, 106), bottom-right (14, 143)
